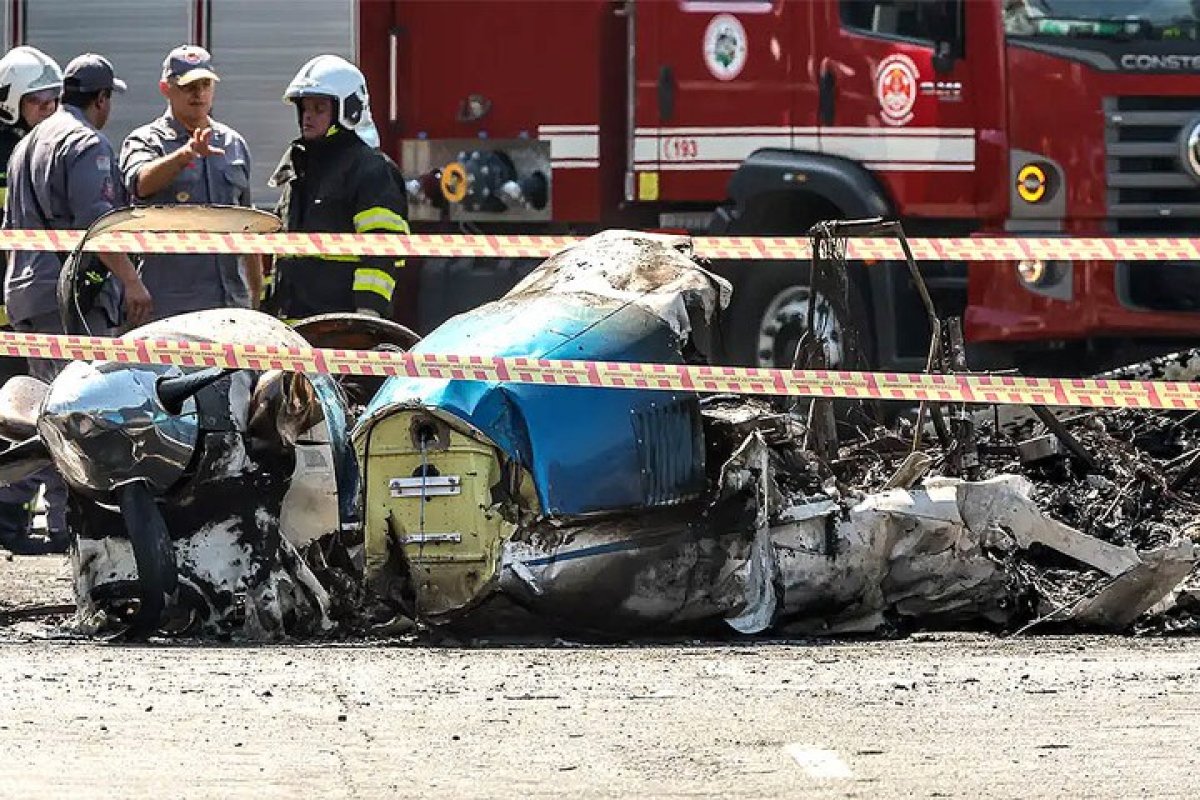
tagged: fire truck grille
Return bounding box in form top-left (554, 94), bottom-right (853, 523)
top-left (1105, 96), bottom-right (1200, 223)
top-left (1105, 97), bottom-right (1200, 312)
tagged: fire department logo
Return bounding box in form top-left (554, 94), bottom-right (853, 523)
top-left (1183, 117), bottom-right (1200, 184)
top-left (876, 54), bottom-right (919, 126)
top-left (703, 14), bottom-right (747, 82)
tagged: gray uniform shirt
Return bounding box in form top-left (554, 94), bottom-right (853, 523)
top-left (120, 112), bottom-right (253, 318)
top-left (3, 105), bottom-right (123, 326)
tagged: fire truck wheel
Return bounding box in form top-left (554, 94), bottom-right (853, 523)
top-left (720, 262), bottom-right (871, 370)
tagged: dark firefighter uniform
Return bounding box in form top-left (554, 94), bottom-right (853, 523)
top-left (0, 124), bottom-right (29, 547)
top-left (0, 123), bottom-right (23, 328)
top-left (269, 126), bottom-right (409, 319)
top-left (0, 124), bottom-right (22, 205)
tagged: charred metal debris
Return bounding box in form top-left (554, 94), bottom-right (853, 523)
top-left (351, 224), bottom-right (1200, 640)
top-left (780, 219), bottom-right (1200, 636)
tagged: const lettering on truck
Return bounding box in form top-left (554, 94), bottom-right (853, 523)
top-left (1120, 54), bottom-right (1200, 71)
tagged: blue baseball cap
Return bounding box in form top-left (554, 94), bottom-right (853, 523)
top-left (162, 45), bottom-right (219, 85)
top-left (63, 53), bottom-right (127, 93)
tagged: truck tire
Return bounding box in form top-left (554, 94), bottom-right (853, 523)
top-left (719, 260), bottom-right (871, 370)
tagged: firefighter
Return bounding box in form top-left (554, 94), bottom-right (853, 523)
top-left (0, 46), bottom-right (62, 554)
top-left (268, 54), bottom-right (409, 320)
top-left (0, 53), bottom-right (152, 553)
top-left (0, 46), bottom-right (62, 204)
top-left (120, 45), bottom-right (263, 319)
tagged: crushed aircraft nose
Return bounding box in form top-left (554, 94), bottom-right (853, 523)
top-left (356, 230), bottom-right (733, 629)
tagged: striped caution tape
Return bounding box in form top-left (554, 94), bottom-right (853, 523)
top-left (1, 330), bottom-right (1197, 410)
top-left (1, 230), bottom-right (1200, 261)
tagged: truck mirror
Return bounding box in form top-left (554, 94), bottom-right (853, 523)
top-left (928, 0), bottom-right (962, 75)
top-left (932, 39), bottom-right (957, 75)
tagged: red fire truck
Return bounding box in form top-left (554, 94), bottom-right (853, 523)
top-left (364, 0), bottom-right (1200, 373)
top-left (10, 0), bottom-right (1200, 373)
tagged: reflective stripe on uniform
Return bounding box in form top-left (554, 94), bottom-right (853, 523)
top-left (352, 206), bottom-right (410, 234)
top-left (352, 207), bottom-right (409, 269)
top-left (352, 267), bottom-right (397, 300)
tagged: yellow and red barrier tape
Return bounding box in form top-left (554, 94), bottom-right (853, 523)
top-left (2, 330), bottom-right (1196, 410)
top-left (1, 230), bottom-right (1199, 261)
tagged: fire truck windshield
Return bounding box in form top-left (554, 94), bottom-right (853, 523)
top-left (1005, 0), bottom-right (1199, 39)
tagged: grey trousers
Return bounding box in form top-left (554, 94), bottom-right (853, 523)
top-left (0, 309), bottom-right (112, 533)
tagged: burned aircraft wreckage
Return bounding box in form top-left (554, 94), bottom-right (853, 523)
top-left (1, 207), bottom-right (1198, 639)
top-left (355, 226), bottom-right (1200, 636)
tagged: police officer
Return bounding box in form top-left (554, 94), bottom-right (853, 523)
top-left (269, 55), bottom-right (409, 320)
top-left (120, 45), bottom-right (262, 319)
top-left (0, 45), bottom-right (60, 554)
top-left (1, 53), bottom-right (152, 550)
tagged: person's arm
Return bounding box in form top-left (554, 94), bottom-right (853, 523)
top-left (258, 178), bottom-right (289, 313)
top-left (69, 141), bottom-right (153, 324)
top-left (244, 253), bottom-right (264, 309)
top-left (230, 136), bottom-right (264, 308)
top-left (96, 251), bottom-right (152, 325)
top-left (351, 157), bottom-right (411, 318)
top-left (1, 150), bottom-right (12, 327)
top-left (123, 127), bottom-right (224, 200)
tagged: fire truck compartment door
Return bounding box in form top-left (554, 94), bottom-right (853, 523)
top-left (633, 1), bottom-right (804, 201)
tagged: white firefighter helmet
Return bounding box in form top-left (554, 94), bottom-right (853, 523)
top-left (0, 46), bottom-right (63, 127)
top-left (283, 54), bottom-right (379, 147)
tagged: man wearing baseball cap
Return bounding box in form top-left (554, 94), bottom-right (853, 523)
top-left (119, 45), bottom-right (262, 320)
top-left (3, 52), bottom-right (152, 549)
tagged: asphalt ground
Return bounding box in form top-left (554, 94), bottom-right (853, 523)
top-left (3, 552), bottom-right (1199, 799)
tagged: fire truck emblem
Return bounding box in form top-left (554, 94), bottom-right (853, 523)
top-left (703, 14), bottom-right (747, 81)
top-left (876, 54), bottom-right (919, 126)
top-left (1183, 117), bottom-right (1200, 184)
